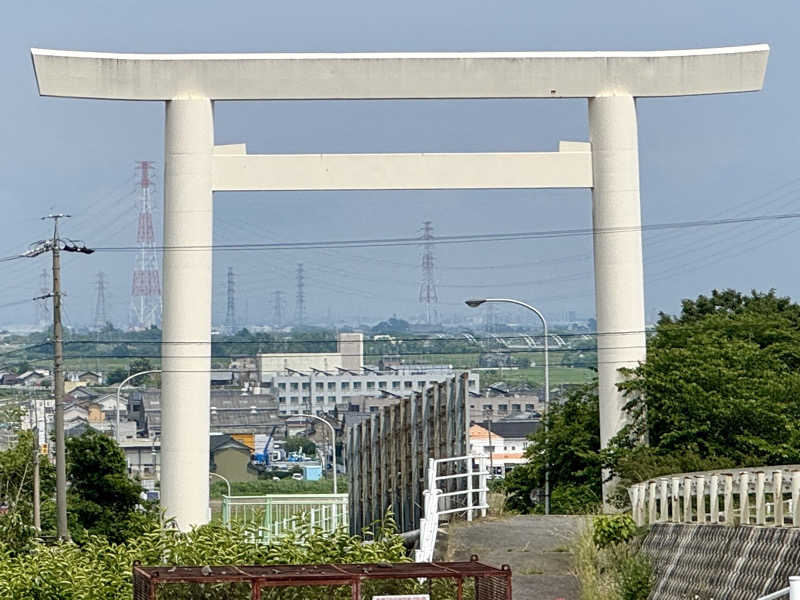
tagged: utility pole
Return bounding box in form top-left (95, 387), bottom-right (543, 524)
top-left (48, 213), bottom-right (68, 541)
top-left (29, 396), bottom-right (40, 532)
top-left (26, 214), bottom-right (94, 541)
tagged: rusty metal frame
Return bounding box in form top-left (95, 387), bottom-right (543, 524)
top-left (132, 555), bottom-right (511, 600)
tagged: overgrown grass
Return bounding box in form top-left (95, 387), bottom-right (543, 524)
top-left (210, 477), bottom-right (347, 498)
top-left (573, 515), bottom-right (653, 600)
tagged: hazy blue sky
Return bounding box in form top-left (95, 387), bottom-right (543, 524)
top-left (0, 1), bottom-right (795, 328)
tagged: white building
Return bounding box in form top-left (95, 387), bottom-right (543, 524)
top-left (469, 421), bottom-right (540, 475)
top-left (263, 365), bottom-right (478, 416)
top-left (257, 332), bottom-right (479, 415)
top-left (256, 332), bottom-right (364, 379)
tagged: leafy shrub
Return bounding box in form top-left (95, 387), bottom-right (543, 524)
top-left (0, 514), bottom-right (408, 599)
top-left (551, 483), bottom-right (602, 514)
top-left (618, 552), bottom-right (653, 600)
top-left (574, 516), bottom-right (652, 600)
top-left (592, 514), bottom-right (637, 549)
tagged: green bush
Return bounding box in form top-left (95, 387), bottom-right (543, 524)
top-left (0, 515), bottom-right (408, 599)
top-left (592, 514), bottom-right (637, 549)
top-left (574, 516), bottom-right (652, 600)
top-left (618, 552), bottom-right (653, 600)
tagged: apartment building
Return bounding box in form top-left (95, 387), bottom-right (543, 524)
top-left (256, 332), bottom-right (479, 415)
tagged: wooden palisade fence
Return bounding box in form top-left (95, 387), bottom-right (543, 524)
top-left (347, 373), bottom-right (469, 535)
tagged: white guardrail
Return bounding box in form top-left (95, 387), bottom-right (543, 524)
top-left (416, 455), bottom-right (490, 562)
top-left (628, 466), bottom-right (800, 527)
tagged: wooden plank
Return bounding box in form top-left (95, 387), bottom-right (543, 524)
top-left (422, 387), bottom-right (432, 475)
top-left (410, 392), bottom-right (420, 530)
top-left (351, 424), bottom-right (361, 533)
top-left (432, 383), bottom-right (442, 461)
top-left (390, 404), bottom-right (399, 522)
top-left (379, 408), bottom-right (388, 522)
top-left (360, 419), bottom-right (369, 531)
top-left (399, 396), bottom-right (409, 532)
top-left (369, 414), bottom-right (383, 523)
top-left (458, 373), bottom-right (468, 457)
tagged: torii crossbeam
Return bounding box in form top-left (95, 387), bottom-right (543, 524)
top-left (32, 45), bottom-right (769, 527)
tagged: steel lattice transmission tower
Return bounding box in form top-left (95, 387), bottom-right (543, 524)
top-left (35, 268), bottom-right (50, 328)
top-left (271, 290), bottom-right (286, 329)
top-left (94, 271), bottom-right (108, 330)
top-left (224, 266), bottom-right (236, 333)
top-left (418, 221), bottom-right (439, 325)
top-left (130, 161), bottom-right (162, 330)
top-left (295, 263), bottom-right (305, 326)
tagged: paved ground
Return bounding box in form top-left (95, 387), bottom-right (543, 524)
top-left (438, 514), bottom-right (582, 600)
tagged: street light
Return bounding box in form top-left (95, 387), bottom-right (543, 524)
top-left (466, 297), bottom-right (550, 515)
top-left (209, 471), bottom-right (231, 497)
top-left (295, 413), bottom-right (338, 496)
top-left (116, 370), bottom-right (161, 444)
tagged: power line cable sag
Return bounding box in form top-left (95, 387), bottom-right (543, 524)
top-left (88, 211), bottom-right (800, 253)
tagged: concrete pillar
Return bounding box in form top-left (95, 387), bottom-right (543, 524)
top-left (338, 332), bottom-right (364, 371)
top-left (588, 95), bottom-right (647, 503)
top-left (161, 98), bottom-right (214, 530)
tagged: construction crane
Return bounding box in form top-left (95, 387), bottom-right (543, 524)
top-left (254, 425), bottom-right (278, 466)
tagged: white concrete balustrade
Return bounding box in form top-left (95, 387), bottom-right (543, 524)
top-left (629, 466), bottom-right (800, 527)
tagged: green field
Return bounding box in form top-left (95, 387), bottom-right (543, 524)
top-left (478, 366), bottom-right (595, 389)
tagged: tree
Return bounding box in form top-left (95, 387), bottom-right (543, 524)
top-left (610, 289), bottom-right (800, 485)
top-left (105, 367), bottom-right (128, 386)
top-left (502, 382), bottom-right (602, 513)
top-left (0, 430), bottom-right (55, 514)
top-left (66, 430), bottom-right (153, 543)
top-left (284, 436), bottom-right (316, 457)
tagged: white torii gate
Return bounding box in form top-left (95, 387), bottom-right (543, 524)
top-left (32, 45), bottom-right (768, 528)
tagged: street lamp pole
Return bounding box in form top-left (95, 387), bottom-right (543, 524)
top-left (116, 370), bottom-right (161, 444)
top-left (466, 297), bottom-right (550, 515)
top-left (209, 471), bottom-right (231, 497)
top-left (296, 413), bottom-right (337, 496)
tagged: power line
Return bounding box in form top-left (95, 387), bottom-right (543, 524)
top-left (88, 211), bottom-right (800, 253)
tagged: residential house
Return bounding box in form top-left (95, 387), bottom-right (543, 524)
top-left (210, 433), bottom-right (258, 483)
top-left (16, 369), bottom-right (50, 386)
top-left (469, 420), bottom-right (540, 475)
top-left (129, 389), bottom-right (280, 437)
top-left (0, 373), bottom-right (19, 386)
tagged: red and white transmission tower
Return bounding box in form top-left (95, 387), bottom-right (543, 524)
top-left (130, 161), bottom-right (162, 330)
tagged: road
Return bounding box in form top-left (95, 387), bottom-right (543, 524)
top-left (439, 514), bottom-right (582, 600)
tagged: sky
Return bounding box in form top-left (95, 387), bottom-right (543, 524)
top-left (0, 1), bottom-right (795, 329)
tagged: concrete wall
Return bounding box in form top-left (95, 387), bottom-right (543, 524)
top-left (642, 523), bottom-right (800, 600)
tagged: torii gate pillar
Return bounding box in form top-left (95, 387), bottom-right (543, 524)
top-left (161, 99), bottom-right (214, 528)
top-left (589, 95), bottom-right (646, 494)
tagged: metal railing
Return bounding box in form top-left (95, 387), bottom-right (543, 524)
top-left (757, 576), bottom-right (800, 600)
top-left (221, 493), bottom-right (348, 541)
top-left (628, 466), bottom-right (800, 527)
top-left (416, 455), bottom-right (490, 562)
